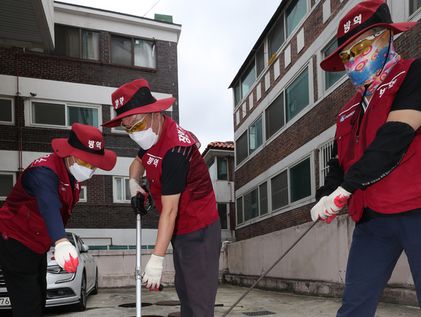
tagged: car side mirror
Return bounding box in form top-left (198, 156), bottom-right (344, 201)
top-left (80, 244), bottom-right (89, 253)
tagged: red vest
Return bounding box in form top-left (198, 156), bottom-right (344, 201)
top-left (142, 116), bottom-right (218, 235)
top-left (335, 59), bottom-right (421, 222)
top-left (0, 153), bottom-right (80, 254)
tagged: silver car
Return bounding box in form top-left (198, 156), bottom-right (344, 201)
top-left (0, 232), bottom-right (98, 312)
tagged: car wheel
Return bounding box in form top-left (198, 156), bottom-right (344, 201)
top-left (76, 272), bottom-right (87, 311)
top-left (91, 268), bottom-right (98, 295)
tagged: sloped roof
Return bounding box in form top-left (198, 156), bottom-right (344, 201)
top-left (202, 141), bottom-right (234, 157)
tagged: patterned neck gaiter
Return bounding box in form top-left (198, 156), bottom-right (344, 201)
top-left (344, 31), bottom-right (401, 96)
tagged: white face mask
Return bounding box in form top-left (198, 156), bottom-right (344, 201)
top-left (129, 128), bottom-right (158, 150)
top-left (128, 115), bottom-right (159, 150)
top-left (69, 163), bottom-right (95, 182)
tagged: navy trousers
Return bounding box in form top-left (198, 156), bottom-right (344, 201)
top-left (0, 235), bottom-right (47, 317)
top-left (337, 211), bottom-right (421, 317)
top-left (171, 219), bottom-right (221, 317)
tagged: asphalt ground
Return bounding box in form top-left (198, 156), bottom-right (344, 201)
top-left (33, 284), bottom-right (420, 317)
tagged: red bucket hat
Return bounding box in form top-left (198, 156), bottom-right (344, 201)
top-left (102, 79), bottom-right (175, 128)
top-left (321, 0), bottom-right (417, 72)
top-left (51, 123), bottom-right (117, 171)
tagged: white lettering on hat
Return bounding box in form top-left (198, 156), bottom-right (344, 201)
top-left (353, 14), bottom-right (362, 25)
top-left (344, 20), bottom-right (351, 33)
top-left (114, 96), bottom-right (125, 109)
top-left (88, 140), bottom-right (95, 149)
top-left (95, 141), bottom-right (102, 149)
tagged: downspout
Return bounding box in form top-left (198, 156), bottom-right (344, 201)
top-left (15, 49), bottom-right (23, 175)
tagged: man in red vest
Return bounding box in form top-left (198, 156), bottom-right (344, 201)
top-left (0, 123), bottom-right (116, 317)
top-left (103, 79), bottom-right (221, 317)
top-left (311, 0), bottom-right (420, 316)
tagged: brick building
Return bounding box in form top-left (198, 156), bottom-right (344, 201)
top-left (0, 1), bottom-right (181, 248)
top-left (202, 141), bottom-right (235, 242)
top-left (226, 0), bottom-right (420, 304)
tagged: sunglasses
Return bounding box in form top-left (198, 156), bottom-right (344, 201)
top-left (75, 157), bottom-right (96, 170)
top-left (339, 29), bottom-right (387, 63)
top-left (121, 115), bottom-right (149, 134)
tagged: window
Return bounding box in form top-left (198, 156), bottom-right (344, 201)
top-left (286, 0), bottom-right (307, 38)
top-left (256, 44), bottom-right (265, 76)
top-left (271, 157), bottom-right (312, 211)
top-left (249, 116), bottom-right (263, 154)
top-left (55, 25), bottom-right (99, 60)
top-left (79, 185), bottom-right (87, 202)
top-left (410, 0), bottom-right (421, 15)
top-left (259, 182), bottom-right (268, 215)
top-left (271, 170), bottom-right (288, 210)
top-left (0, 98), bottom-right (13, 124)
top-left (323, 39), bottom-right (346, 89)
top-left (217, 157), bottom-right (228, 180)
top-left (218, 203), bottom-right (229, 229)
top-left (290, 158), bottom-right (311, 202)
top-left (113, 176), bottom-right (131, 203)
top-left (111, 35), bottom-right (156, 68)
top-left (31, 101), bottom-right (100, 127)
top-left (236, 197), bottom-right (243, 225)
top-left (286, 68), bottom-right (309, 122)
top-left (234, 83), bottom-right (241, 105)
top-left (243, 188), bottom-right (258, 221)
top-left (241, 63), bottom-right (256, 98)
top-left (236, 131), bottom-right (248, 164)
top-left (319, 140), bottom-right (334, 186)
top-left (268, 15), bottom-right (285, 62)
top-left (265, 93), bottom-right (284, 139)
top-left (0, 172), bottom-right (15, 200)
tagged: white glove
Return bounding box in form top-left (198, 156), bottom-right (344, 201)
top-left (142, 254), bottom-right (164, 289)
top-left (310, 186), bottom-right (351, 222)
top-left (54, 240), bottom-right (79, 273)
top-left (129, 178), bottom-right (145, 197)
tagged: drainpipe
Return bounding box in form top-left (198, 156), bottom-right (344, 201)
top-left (15, 49), bottom-right (23, 175)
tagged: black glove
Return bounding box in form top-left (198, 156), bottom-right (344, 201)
top-left (131, 190), bottom-right (153, 216)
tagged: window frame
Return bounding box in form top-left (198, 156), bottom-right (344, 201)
top-left (110, 33), bottom-right (157, 69)
top-left (285, 66), bottom-right (310, 123)
top-left (217, 157), bottom-right (228, 180)
top-left (28, 100), bottom-right (102, 129)
top-left (0, 172), bottom-right (16, 200)
top-left (248, 115), bottom-right (263, 155)
top-left (285, 0), bottom-right (308, 39)
top-left (322, 38), bottom-right (346, 91)
top-left (112, 176), bottom-right (131, 203)
top-left (270, 155), bottom-right (313, 213)
top-left (79, 185), bottom-right (87, 202)
top-left (236, 196), bottom-right (244, 225)
top-left (54, 24), bottom-right (100, 61)
top-left (0, 97), bottom-right (15, 125)
top-left (318, 139), bottom-right (335, 187)
top-left (217, 202), bottom-right (230, 229)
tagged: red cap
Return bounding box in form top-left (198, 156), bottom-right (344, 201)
top-left (51, 123), bottom-right (117, 171)
top-left (102, 79), bottom-right (175, 127)
top-left (321, 0), bottom-right (416, 72)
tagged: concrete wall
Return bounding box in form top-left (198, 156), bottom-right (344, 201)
top-left (224, 215), bottom-right (417, 304)
top-left (93, 247), bottom-right (228, 288)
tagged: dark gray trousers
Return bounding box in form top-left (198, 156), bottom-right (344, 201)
top-left (171, 219), bottom-right (221, 317)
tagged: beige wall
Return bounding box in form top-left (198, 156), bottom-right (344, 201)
top-left (226, 215), bottom-right (413, 287)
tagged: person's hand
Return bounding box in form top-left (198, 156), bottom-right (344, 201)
top-left (129, 178), bottom-right (145, 197)
top-left (142, 254), bottom-right (164, 290)
top-left (310, 186), bottom-right (351, 223)
top-left (54, 239), bottom-right (79, 272)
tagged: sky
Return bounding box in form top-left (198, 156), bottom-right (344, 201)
top-left (60, 0), bottom-right (282, 150)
